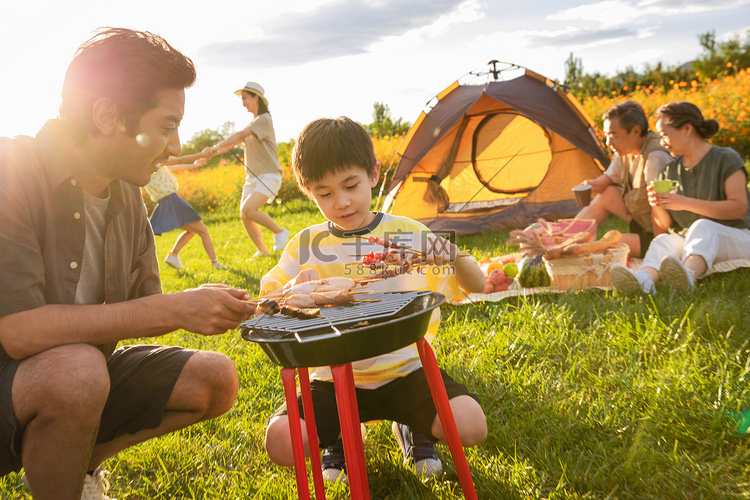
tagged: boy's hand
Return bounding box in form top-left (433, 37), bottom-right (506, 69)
top-left (424, 234), bottom-right (458, 266)
top-left (282, 269), bottom-right (320, 291)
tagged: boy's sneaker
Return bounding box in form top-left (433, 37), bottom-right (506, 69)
top-left (273, 228), bottom-right (290, 253)
top-left (610, 264), bottom-right (655, 295)
top-left (321, 440), bottom-right (348, 485)
top-left (660, 255), bottom-right (694, 291)
top-left (81, 468), bottom-right (117, 500)
top-left (391, 422), bottom-right (443, 479)
top-left (212, 260), bottom-right (228, 270)
top-left (164, 253), bottom-right (183, 270)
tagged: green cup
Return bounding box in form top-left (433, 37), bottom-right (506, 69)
top-left (651, 179), bottom-right (680, 194)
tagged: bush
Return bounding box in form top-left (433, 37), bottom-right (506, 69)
top-left (143, 135), bottom-right (406, 214)
top-left (580, 68), bottom-right (750, 159)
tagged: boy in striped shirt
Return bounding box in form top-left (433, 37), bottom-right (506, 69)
top-left (262, 116), bottom-right (487, 484)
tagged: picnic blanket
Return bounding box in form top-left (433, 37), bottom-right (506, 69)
top-left (456, 257), bottom-right (750, 305)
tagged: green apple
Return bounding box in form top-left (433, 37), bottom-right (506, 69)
top-left (503, 262), bottom-right (518, 278)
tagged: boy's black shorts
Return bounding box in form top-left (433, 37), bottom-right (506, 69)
top-left (0, 344), bottom-right (194, 476)
top-left (271, 367), bottom-right (481, 448)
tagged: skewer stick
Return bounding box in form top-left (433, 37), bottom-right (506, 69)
top-left (262, 276), bottom-right (383, 299)
top-left (348, 251), bottom-right (470, 258)
top-left (355, 277), bottom-right (387, 284)
top-left (354, 277), bottom-right (386, 284)
top-left (261, 289), bottom-right (286, 300)
top-left (353, 236), bottom-right (470, 257)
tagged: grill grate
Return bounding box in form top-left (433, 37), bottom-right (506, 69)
top-left (240, 290), bottom-right (432, 337)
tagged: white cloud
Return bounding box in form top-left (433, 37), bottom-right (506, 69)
top-left (719, 24), bottom-right (750, 40)
top-left (471, 25), bottom-right (650, 53)
top-left (548, 1), bottom-right (641, 28)
top-left (197, 0), bottom-right (470, 68)
top-left (637, 0), bottom-right (750, 13)
top-left (549, 0), bottom-right (750, 29)
top-left (410, 0), bottom-right (484, 38)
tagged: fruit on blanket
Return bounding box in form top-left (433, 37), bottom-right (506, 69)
top-left (482, 280), bottom-right (496, 294)
top-left (494, 277), bottom-right (511, 292)
top-left (489, 269), bottom-right (507, 285)
top-left (486, 262), bottom-right (505, 275)
top-left (503, 262), bottom-right (518, 278)
top-left (518, 255), bottom-right (550, 288)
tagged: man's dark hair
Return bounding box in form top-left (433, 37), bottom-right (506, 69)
top-left (292, 116), bottom-right (377, 195)
top-left (602, 100), bottom-right (649, 137)
top-left (60, 27), bottom-right (196, 140)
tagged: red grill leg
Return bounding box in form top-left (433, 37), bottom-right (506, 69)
top-left (416, 338), bottom-right (478, 500)
top-left (342, 363), bottom-right (369, 493)
top-left (298, 368), bottom-right (327, 499)
top-left (281, 368), bottom-right (311, 500)
top-left (331, 364), bottom-right (370, 500)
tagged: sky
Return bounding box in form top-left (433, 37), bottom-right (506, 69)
top-left (0, 0), bottom-right (748, 144)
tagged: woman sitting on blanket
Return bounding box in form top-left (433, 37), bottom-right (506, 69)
top-left (610, 101), bottom-right (750, 294)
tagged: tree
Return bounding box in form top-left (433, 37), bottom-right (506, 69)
top-left (565, 30), bottom-right (750, 99)
top-left (366, 102), bottom-right (410, 137)
top-left (692, 29), bottom-right (750, 79)
top-left (563, 53), bottom-right (583, 92)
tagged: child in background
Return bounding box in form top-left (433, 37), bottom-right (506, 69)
top-left (145, 153), bottom-right (227, 270)
top-left (261, 116), bottom-right (487, 485)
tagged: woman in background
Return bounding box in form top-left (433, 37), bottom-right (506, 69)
top-left (204, 81), bottom-right (289, 259)
top-left (610, 101), bottom-right (750, 294)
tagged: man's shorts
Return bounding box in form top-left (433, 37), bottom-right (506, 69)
top-left (271, 367), bottom-right (481, 448)
top-left (241, 172), bottom-right (282, 205)
top-left (0, 344), bottom-right (194, 476)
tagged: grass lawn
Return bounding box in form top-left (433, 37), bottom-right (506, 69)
top-left (3, 200), bottom-right (750, 499)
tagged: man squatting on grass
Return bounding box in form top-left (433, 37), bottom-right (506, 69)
top-left (0, 29), bottom-right (255, 500)
top-left (262, 117), bottom-right (488, 485)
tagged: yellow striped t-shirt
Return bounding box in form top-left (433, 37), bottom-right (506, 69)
top-left (260, 212), bottom-right (462, 389)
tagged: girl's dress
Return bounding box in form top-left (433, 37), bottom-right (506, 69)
top-left (144, 165), bottom-right (201, 235)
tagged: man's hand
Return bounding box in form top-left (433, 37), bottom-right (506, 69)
top-left (176, 284), bottom-right (256, 336)
top-left (584, 175), bottom-right (613, 194)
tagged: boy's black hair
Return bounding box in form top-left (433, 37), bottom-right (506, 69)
top-left (292, 116), bottom-right (377, 195)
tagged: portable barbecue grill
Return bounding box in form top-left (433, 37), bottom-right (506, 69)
top-left (241, 289), bottom-right (478, 499)
top-left (241, 290), bottom-right (445, 367)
